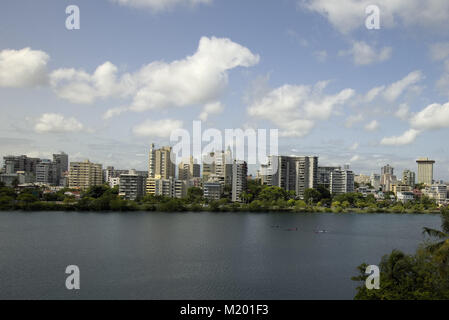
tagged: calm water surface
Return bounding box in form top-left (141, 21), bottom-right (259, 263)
top-left (0, 211), bottom-right (441, 300)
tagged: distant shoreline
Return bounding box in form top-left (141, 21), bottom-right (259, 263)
top-left (0, 204), bottom-right (441, 215)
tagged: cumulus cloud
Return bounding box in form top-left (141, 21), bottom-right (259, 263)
top-left (128, 37), bottom-right (259, 112)
top-left (247, 82), bottom-right (355, 137)
top-left (34, 113), bottom-right (84, 133)
top-left (50, 62), bottom-right (134, 104)
top-left (363, 86), bottom-right (385, 103)
top-left (300, 0), bottom-right (449, 34)
top-left (345, 114), bottom-right (364, 128)
top-left (395, 103), bottom-right (410, 120)
top-left (380, 101), bottom-right (449, 146)
top-left (382, 70), bottom-right (423, 102)
top-left (0, 47), bottom-right (49, 88)
top-left (410, 102), bottom-right (449, 130)
top-left (339, 41), bottom-right (392, 66)
top-left (58, 37), bottom-right (259, 113)
top-left (349, 142), bottom-right (359, 151)
top-left (110, 0), bottom-right (211, 11)
top-left (429, 42), bottom-right (449, 61)
top-left (103, 106), bottom-right (129, 120)
top-left (380, 129), bottom-right (421, 146)
top-left (133, 118), bottom-right (184, 138)
top-left (358, 71), bottom-right (423, 105)
top-left (199, 101), bottom-right (224, 121)
top-left (430, 44), bottom-right (449, 95)
top-left (364, 120), bottom-right (379, 131)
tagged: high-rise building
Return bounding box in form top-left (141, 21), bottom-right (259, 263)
top-left (261, 155), bottom-right (318, 199)
top-left (35, 159), bottom-right (57, 185)
top-left (354, 174), bottom-right (371, 185)
top-left (370, 173), bottom-right (381, 190)
top-left (178, 156), bottom-right (200, 180)
top-left (68, 160), bottom-right (103, 190)
top-left (231, 160), bottom-right (248, 202)
top-left (381, 164), bottom-right (396, 192)
top-left (416, 157), bottom-right (435, 185)
top-left (402, 169), bottom-right (416, 188)
top-left (295, 156), bottom-right (319, 198)
top-left (201, 149), bottom-right (233, 187)
top-left (202, 152), bottom-right (216, 179)
top-left (53, 152), bottom-right (68, 186)
top-left (2, 155), bottom-right (40, 175)
top-left (118, 169), bottom-right (146, 201)
top-left (148, 144), bottom-right (176, 179)
top-left (318, 166), bottom-right (341, 189)
top-left (330, 170), bottom-right (355, 195)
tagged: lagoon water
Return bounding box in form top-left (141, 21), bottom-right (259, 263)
top-left (0, 211), bottom-right (441, 300)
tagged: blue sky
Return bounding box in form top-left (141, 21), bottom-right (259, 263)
top-left (1, 0), bottom-right (449, 179)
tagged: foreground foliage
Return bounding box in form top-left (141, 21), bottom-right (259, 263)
top-left (352, 207), bottom-right (449, 299)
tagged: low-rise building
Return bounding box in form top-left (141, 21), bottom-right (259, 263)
top-left (203, 182), bottom-right (222, 201)
top-left (118, 170), bottom-right (146, 201)
top-left (397, 191), bottom-right (415, 203)
top-left (392, 183), bottom-right (413, 196)
top-left (146, 178), bottom-right (186, 198)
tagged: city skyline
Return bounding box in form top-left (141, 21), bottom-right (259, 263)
top-left (1, 147), bottom-right (446, 184)
top-left (1, 1), bottom-right (449, 179)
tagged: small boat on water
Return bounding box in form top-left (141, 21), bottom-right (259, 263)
top-left (314, 230), bottom-right (328, 234)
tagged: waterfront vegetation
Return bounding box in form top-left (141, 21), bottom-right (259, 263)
top-left (352, 206), bottom-right (449, 299)
top-left (0, 180), bottom-right (442, 214)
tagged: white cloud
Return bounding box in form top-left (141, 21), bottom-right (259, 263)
top-left (110, 0), bottom-right (211, 11)
top-left (339, 41), bottom-right (392, 66)
top-left (34, 113), bottom-right (84, 133)
top-left (199, 101), bottom-right (224, 121)
top-left (50, 62), bottom-right (134, 104)
top-left (300, 0), bottom-right (449, 34)
top-left (103, 107), bottom-right (129, 120)
top-left (363, 86), bottom-right (385, 103)
top-left (436, 71), bottom-right (449, 95)
top-left (380, 101), bottom-right (449, 146)
top-left (380, 129), bottom-right (421, 146)
top-left (345, 114), bottom-right (364, 128)
top-left (128, 37), bottom-right (259, 112)
top-left (133, 118), bottom-right (184, 138)
top-left (364, 120), bottom-right (379, 131)
top-left (349, 142), bottom-right (359, 151)
top-left (395, 103), bottom-right (410, 120)
top-left (383, 70), bottom-right (423, 102)
top-left (410, 102), bottom-right (449, 130)
top-left (0, 47), bottom-right (49, 88)
top-left (429, 42), bottom-right (449, 61)
top-left (248, 82), bottom-right (355, 137)
top-left (70, 37), bottom-right (259, 114)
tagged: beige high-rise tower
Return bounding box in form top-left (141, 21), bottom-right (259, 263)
top-left (416, 157), bottom-right (435, 185)
top-left (148, 144), bottom-right (176, 179)
top-left (178, 156), bottom-right (200, 180)
top-left (68, 160), bottom-right (103, 190)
